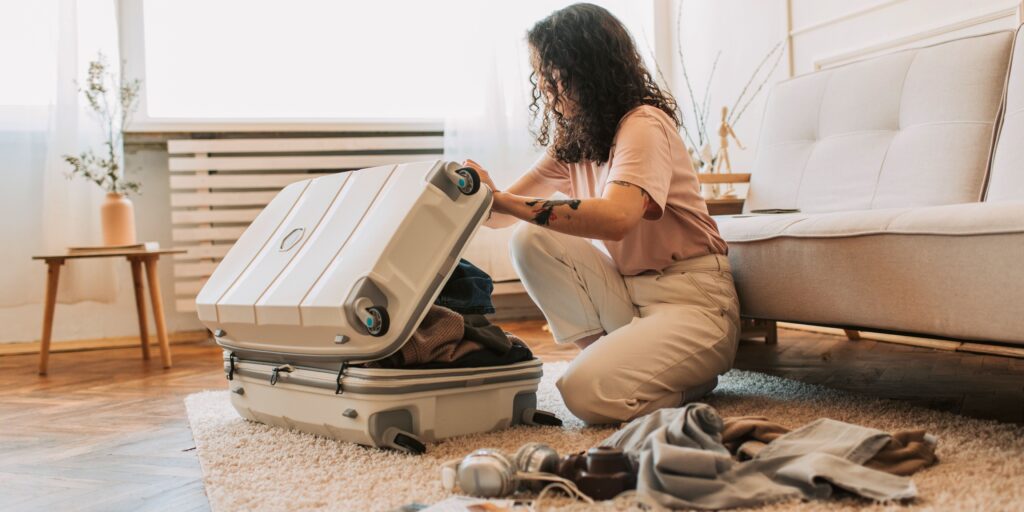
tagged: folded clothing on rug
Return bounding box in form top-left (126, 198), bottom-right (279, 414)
top-left (864, 429), bottom-right (939, 476)
top-left (600, 404), bottom-right (935, 510)
top-left (722, 416), bottom-right (938, 476)
top-left (367, 305), bottom-right (529, 369)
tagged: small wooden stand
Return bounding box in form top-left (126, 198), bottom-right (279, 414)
top-left (31, 249), bottom-right (185, 375)
top-left (698, 172), bottom-right (750, 215)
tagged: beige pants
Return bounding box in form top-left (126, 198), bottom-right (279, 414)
top-left (510, 223), bottom-right (741, 424)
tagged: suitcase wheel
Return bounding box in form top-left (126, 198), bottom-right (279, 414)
top-left (365, 306), bottom-right (390, 337)
top-left (521, 408), bottom-right (563, 427)
top-left (454, 167), bottom-right (481, 195)
top-left (393, 432), bottom-right (427, 455)
top-left (382, 427), bottom-right (427, 455)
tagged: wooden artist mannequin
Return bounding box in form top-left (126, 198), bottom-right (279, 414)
top-left (714, 106), bottom-right (745, 198)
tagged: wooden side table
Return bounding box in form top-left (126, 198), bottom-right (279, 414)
top-left (698, 172), bottom-right (751, 216)
top-left (705, 198), bottom-right (745, 216)
top-left (31, 249), bottom-right (185, 375)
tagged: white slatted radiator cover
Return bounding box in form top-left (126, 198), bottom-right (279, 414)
top-left (167, 133), bottom-right (444, 312)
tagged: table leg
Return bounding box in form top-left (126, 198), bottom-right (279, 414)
top-left (130, 257), bottom-right (150, 360)
top-left (143, 255), bottom-right (172, 368)
top-left (39, 260), bottom-right (63, 375)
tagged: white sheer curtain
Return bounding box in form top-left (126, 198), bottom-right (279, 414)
top-left (0, 0), bottom-right (120, 307)
top-left (444, 1), bottom-right (656, 281)
top-left (444, 2), bottom-right (547, 281)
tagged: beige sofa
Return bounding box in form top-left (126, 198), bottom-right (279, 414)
top-left (718, 28), bottom-right (1024, 347)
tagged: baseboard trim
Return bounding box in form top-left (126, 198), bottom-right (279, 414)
top-left (489, 287), bottom-right (544, 322)
top-left (779, 322), bottom-right (1024, 359)
top-left (0, 330), bottom-right (211, 357)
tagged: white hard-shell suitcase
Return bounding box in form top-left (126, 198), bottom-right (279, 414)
top-left (195, 160), bottom-right (560, 454)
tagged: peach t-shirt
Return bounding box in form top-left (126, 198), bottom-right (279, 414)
top-left (525, 105), bottom-right (728, 276)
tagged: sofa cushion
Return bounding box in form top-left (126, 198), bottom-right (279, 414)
top-left (717, 202), bottom-right (1024, 346)
top-left (747, 30), bottom-right (1013, 214)
top-left (720, 201), bottom-right (1024, 241)
top-left (987, 26), bottom-right (1024, 201)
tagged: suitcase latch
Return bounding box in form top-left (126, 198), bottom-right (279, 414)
top-left (335, 362), bottom-right (349, 395)
top-left (226, 352), bottom-right (238, 381)
top-left (269, 364), bottom-right (294, 386)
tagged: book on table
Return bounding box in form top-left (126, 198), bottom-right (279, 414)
top-left (67, 241), bottom-right (160, 255)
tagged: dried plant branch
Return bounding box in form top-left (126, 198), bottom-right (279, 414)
top-left (700, 51), bottom-right (721, 140)
top-left (728, 39), bottom-right (785, 126)
top-left (676, 4), bottom-right (709, 147)
top-left (63, 52), bottom-right (143, 196)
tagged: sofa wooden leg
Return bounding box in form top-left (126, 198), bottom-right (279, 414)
top-left (844, 329), bottom-right (861, 341)
top-left (764, 320), bottom-right (778, 345)
top-left (740, 318), bottom-right (778, 345)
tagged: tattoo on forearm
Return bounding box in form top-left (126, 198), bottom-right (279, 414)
top-left (524, 198), bottom-right (581, 226)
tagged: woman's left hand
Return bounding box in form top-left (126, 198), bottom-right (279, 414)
top-left (461, 159), bottom-right (499, 194)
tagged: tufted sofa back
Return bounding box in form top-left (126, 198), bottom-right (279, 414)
top-left (745, 30), bottom-right (1014, 214)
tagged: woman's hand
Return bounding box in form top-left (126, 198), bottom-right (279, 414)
top-left (469, 159), bottom-right (560, 229)
top-left (461, 159), bottom-right (499, 194)
top-left (461, 159), bottom-right (509, 214)
top-left (491, 181), bottom-right (646, 241)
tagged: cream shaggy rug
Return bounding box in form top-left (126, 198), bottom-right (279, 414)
top-left (185, 362), bottom-right (1024, 512)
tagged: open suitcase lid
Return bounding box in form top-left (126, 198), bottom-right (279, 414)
top-left (195, 160), bottom-right (492, 364)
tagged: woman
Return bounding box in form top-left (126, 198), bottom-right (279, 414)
top-left (463, 3), bottom-right (739, 424)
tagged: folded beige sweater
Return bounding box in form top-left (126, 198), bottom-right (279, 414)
top-left (721, 415), bottom-right (938, 476)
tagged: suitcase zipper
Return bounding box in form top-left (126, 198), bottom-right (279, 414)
top-left (335, 361), bottom-right (349, 395)
top-left (269, 364), bottom-right (294, 386)
top-left (234, 360), bottom-right (542, 395)
top-left (226, 352), bottom-right (238, 381)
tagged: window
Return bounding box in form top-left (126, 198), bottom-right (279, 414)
top-left (0, 2), bottom-right (57, 107)
top-left (0, 0), bottom-right (118, 130)
top-left (140, 0), bottom-right (653, 121)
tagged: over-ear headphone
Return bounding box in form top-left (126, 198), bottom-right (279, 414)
top-left (440, 443), bottom-right (592, 503)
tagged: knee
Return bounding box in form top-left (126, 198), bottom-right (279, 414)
top-left (509, 223), bottom-right (551, 275)
top-left (556, 363), bottom-right (618, 424)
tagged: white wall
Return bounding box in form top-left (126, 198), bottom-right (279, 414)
top-left (667, 0), bottom-right (1022, 175)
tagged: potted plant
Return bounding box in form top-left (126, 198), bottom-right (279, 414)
top-left (63, 53), bottom-right (142, 246)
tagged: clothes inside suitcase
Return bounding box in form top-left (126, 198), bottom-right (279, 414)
top-left (198, 160), bottom-right (560, 454)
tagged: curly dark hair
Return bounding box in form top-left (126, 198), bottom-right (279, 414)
top-left (527, 3), bottom-right (680, 164)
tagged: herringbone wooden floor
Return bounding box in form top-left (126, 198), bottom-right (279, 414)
top-left (1, 322), bottom-right (1020, 511)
